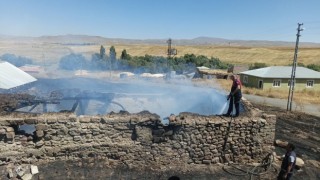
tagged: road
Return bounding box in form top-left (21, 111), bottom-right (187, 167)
top-left (243, 94), bottom-right (320, 117)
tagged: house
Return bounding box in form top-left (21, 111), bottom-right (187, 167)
top-left (19, 64), bottom-right (42, 74)
top-left (239, 66), bottom-right (320, 90)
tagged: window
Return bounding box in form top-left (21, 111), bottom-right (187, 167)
top-left (288, 80), bottom-right (295, 87)
top-left (306, 80), bottom-right (314, 88)
top-left (273, 80), bottom-right (281, 87)
top-left (243, 76), bottom-right (248, 83)
top-left (258, 80), bottom-right (263, 89)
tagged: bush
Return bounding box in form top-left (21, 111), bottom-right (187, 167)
top-left (307, 64), bottom-right (320, 72)
top-left (249, 63), bottom-right (267, 70)
top-left (89, 47), bottom-right (230, 74)
top-left (59, 53), bottom-right (88, 70)
top-left (0, 53), bottom-right (33, 67)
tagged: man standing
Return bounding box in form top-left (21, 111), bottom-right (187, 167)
top-left (278, 143), bottom-right (296, 180)
top-left (223, 74), bottom-right (242, 117)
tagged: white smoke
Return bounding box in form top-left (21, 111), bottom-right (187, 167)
top-left (16, 77), bottom-right (229, 118)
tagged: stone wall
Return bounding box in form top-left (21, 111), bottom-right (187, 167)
top-left (0, 106), bottom-right (276, 172)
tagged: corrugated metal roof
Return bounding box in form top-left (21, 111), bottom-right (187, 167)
top-left (0, 61), bottom-right (37, 89)
top-left (239, 66), bottom-right (320, 79)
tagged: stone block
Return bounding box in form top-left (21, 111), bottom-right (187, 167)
top-left (7, 169), bottom-right (14, 178)
top-left (68, 116), bottom-right (77, 122)
top-left (24, 119), bottom-right (37, 124)
top-left (173, 143), bottom-right (181, 149)
top-left (275, 139), bottom-right (288, 148)
top-left (0, 128), bottom-right (5, 134)
top-left (74, 136), bottom-right (81, 141)
top-left (35, 140), bottom-right (44, 147)
top-left (9, 119), bottom-right (24, 125)
top-left (209, 145), bottom-right (216, 150)
top-left (36, 124), bottom-right (48, 130)
top-left (56, 119), bottom-right (67, 124)
top-left (16, 167), bottom-right (25, 177)
top-left (296, 157), bottom-right (305, 168)
top-left (6, 132), bottom-right (15, 141)
top-left (6, 127), bottom-right (14, 132)
top-left (212, 157), bottom-right (220, 163)
top-left (47, 118), bottom-right (57, 124)
top-left (44, 141), bottom-right (51, 146)
top-left (21, 173), bottom-right (33, 180)
top-left (0, 120), bottom-right (10, 126)
top-left (202, 160), bottom-right (211, 164)
top-left (90, 117), bottom-right (101, 123)
top-left (46, 147), bottom-right (60, 156)
top-left (114, 124), bottom-right (129, 130)
top-left (152, 129), bottom-right (164, 136)
top-left (57, 128), bottom-right (68, 135)
top-left (163, 130), bottom-right (173, 136)
top-left (69, 129), bottom-right (80, 136)
top-left (79, 117), bottom-right (91, 123)
top-left (36, 130), bottom-right (44, 138)
top-left (51, 124), bottom-right (63, 129)
top-left (30, 165), bottom-right (39, 175)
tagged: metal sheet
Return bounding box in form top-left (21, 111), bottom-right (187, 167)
top-left (0, 61), bottom-right (37, 89)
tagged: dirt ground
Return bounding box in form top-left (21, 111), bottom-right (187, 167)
top-left (253, 103), bottom-right (320, 179)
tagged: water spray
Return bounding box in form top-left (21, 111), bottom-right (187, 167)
top-left (219, 101), bottom-right (228, 115)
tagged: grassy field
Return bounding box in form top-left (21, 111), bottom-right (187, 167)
top-left (1, 42), bottom-right (320, 66)
top-left (49, 45), bottom-right (320, 66)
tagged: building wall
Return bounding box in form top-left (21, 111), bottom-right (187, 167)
top-left (240, 74), bottom-right (320, 91)
top-left (0, 106), bottom-right (276, 178)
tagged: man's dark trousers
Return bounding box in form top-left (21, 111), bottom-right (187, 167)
top-left (227, 95), bottom-right (241, 116)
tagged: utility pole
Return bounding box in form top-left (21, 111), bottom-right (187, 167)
top-left (167, 39), bottom-right (177, 58)
top-left (287, 23), bottom-right (303, 111)
top-left (166, 38), bottom-right (177, 71)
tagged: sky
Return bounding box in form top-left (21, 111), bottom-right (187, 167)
top-left (0, 0), bottom-right (319, 42)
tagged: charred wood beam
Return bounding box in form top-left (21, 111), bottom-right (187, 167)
top-left (28, 104), bottom-right (38, 112)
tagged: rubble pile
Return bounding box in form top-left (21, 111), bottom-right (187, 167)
top-left (5, 164), bottom-right (38, 180)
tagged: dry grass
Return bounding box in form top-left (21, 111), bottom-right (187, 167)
top-left (1, 42), bottom-right (320, 66)
top-left (95, 45), bottom-right (320, 66)
top-left (214, 79), bottom-right (320, 104)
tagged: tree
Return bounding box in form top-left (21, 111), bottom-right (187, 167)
top-left (91, 46), bottom-right (109, 70)
top-left (109, 46), bottom-right (117, 69)
top-left (91, 53), bottom-right (106, 70)
top-left (120, 49), bottom-right (131, 60)
top-left (0, 53), bottom-right (33, 67)
top-left (100, 45), bottom-right (106, 59)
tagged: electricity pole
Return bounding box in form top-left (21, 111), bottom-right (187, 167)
top-left (166, 38), bottom-right (177, 72)
top-left (287, 23), bottom-right (303, 111)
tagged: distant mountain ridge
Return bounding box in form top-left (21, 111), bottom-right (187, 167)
top-left (1, 34), bottom-right (320, 47)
